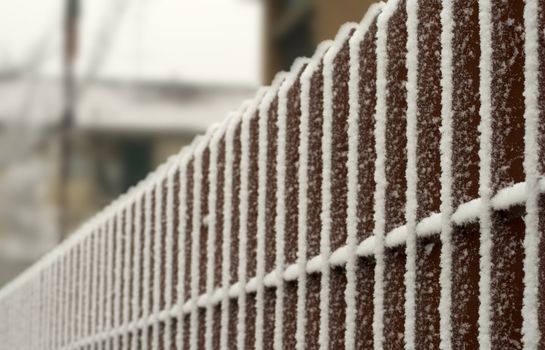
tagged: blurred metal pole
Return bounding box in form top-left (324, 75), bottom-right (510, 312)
top-left (59, 0), bottom-right (79, 240)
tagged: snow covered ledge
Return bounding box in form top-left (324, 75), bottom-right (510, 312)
top-left (128, 179), bottom-right (544, 323)
top-left (329, 178), bottom-right (543, 266)
top-left (452, 178), bottom-right (545, 225)
top-left (252, 180), bottom-right (542, 298)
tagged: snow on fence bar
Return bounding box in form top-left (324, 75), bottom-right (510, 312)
top-left (0, 0), bottom-right (543, 349)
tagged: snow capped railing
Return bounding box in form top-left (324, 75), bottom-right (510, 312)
top-left (0, 0), bottom-right (543, 349)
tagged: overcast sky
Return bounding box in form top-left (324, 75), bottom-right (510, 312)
top-left (0, 0), bottom-right (263, 86)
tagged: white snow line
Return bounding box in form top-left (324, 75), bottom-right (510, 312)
top-left (83, 233), bottom-right (93, 344)
top-left (182, 300), bottom-right (193, 315)
top-left (53, 253), bottom-right (60, 349)
top-left (112, 206), bottom-right (124, 350)
top-left (359, 181), bottom-right (538, 251)
top-left (228, 283), bottom-right (243, 299)
top-left (320, 22), bottom-right (357, 350)
top-left (91, 222), bottom-right (103, 342)
top-left (237, 88), bottom-right (267, 350)
top-left (274, 58), bottom-right (309, 350)
top-left (33, 273), bottom-right (40, 349)
top-left (38, 263), bottom-right (46, 348)
top-left (61, 295), bottom-right (282, 349)
top-left (283, 264), bottom-right (300, 281)
top-left (60, 254), bottom-right (68, 347)
top-left (245, 277), bottom-right (258, 293)
top-left (345, 5), bottom-right (384, 350)
top-left (198, 294), bottom-right (209, 308)
top-left (522, 0), bottom-right (541, 348)
top-left (255, 72), bottom-right (287, 350)
top-left (189, 126), bottom-right (217, 350)
top-left (404, 0), bottom-right (419, 347)
top-left (80, 233), bottom-right (94, 348)
top-left (385, 225), bottom-right (408, 248)
top-left (205, 118), bottom-right (231, 350)
top-left (121, 198), bottom-right (133, 348)
top-left (41, 258), bottom-right (48, 349)
top-left (239, 110), bottom-right (251, 350)
top-left (220, 111), bottom-right (244, 350)
top-left (415, 213), bottom-right (442, 237)
top-left (152, 164), bottom-right (168, 350)
top-left (451, 198), bottom-right (482, 225)
top-left (373, 1), bottom-right (401, 347)
top-left (34, 272), bottom-right (39, 347)
top-left (131, 190), bottom-right (144, 349)
top-left (306, 255), bottom-right (326, 274)
top-left (100, 176), bottom-right (153, 350)
top-left (56, 256), bottom-right (65, 347)
top-left (141, 183), bottom-right (154, 347)
top-left (105, 210), bottom-right (116, 348)
top-left (38, 268), bottom-right (44, 348)
top-left (264, 270), bottom-right (281, 288)
top-left (477, 0), bottom-right (493, 346)
top-left (491, 181), bottom-right (527, 210)
top-left (43, 266), bottom-right (51, 350)
top-left (28, 279), bottom-right (33, 347)
top-left (204, 134), bottom-right (220, 350)
top-left (60, 246), bottom-right (68, 348)
top-left (64, 256), bottom-right (72, 347)
top-left (65, 249), bottom-right (72, 347)
top-left (39, 270), bottom-right (46, 349)
top-left (212, 289), bottom-right (226, 305)
top-left (54, 258), bottom-right (61, 349)
top-left (297, 39), bottom-right (332, 350)
top-left (175, 140), bottom-right (199, 350)
top-left (162, 157), bottom-right (177, 350)
top-left (356, 236), bottom-right (377, 257)
top-left (330, 246), bottom-right (350, 266)
top-left (29, 279), bottom-right (34, 347)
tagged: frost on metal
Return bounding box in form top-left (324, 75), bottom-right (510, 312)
top-left (0, 0), bottom-right (542, 349)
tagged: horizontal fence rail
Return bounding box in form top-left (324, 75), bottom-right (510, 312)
top-left (1, 0), bottom-right (544, 349)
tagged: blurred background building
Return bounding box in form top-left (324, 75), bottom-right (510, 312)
top-left (0, 0), bottom-right (373, 286)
